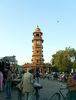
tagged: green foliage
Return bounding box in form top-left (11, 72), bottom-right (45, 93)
top-left (51, 66), bottom-right (59, 72)
top-left (51, 48), bottom-right (76, 72)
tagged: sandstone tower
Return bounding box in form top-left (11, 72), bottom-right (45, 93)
top-left (31, 26), bottom-right (44, 65)
top-left (24, 26), bottom-right (51, 73)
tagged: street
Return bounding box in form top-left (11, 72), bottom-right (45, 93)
top-left (0, 78), bottom-right (68, 100)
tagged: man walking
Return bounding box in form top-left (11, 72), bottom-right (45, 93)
top-left (18, 67), bottom-right (34, 100)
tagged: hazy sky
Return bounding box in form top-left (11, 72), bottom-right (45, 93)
top-left (0, 0), bottom-right (76, 65)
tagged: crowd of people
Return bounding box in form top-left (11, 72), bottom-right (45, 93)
top-left (0, 63), bottom-right (76, 100)
top-left (16, 69), bottom-right (76, 100)
top-left (41, 72), bottom-right (76, 82)
top-left (0, 62), bottom-right (40, 100)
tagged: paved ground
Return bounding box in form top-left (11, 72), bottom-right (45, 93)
top-left (0, 78), bottom-right (68, 100)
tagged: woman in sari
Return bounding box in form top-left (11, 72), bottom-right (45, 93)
top-left (0, 71), bottom-right (3, 91)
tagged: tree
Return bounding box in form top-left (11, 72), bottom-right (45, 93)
top-left (51, 66), bottom-right (59, 72)
top-left (51, 48), bottom-right (76, 72)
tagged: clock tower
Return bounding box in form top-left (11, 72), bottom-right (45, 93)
top-left (31, 26), bottom-right (44, 65)
top-left (24, 26), bottom-right (51, 73)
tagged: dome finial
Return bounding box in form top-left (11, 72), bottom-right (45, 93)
top-left (35, 25), bottom-right (40, 32)
top-left (37, 25), bottom-right (39, 28)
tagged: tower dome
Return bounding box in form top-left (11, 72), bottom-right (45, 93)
top-left (35, 26), bottom-right (41, 32)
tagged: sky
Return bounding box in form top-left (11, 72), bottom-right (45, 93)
top-left (0, 0), bottom-right (76, 65)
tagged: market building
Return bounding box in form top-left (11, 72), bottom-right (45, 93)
top-left (24, 26), bottom-right (51, 73)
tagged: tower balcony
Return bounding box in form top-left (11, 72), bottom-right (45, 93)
top-left (32, 45), bottom-right (41, 47)
top-left (32, 45), bottom-right (43, 49)
top-left (32, 45), bottom-right (41, 49)
top-left (35, 45), bottom-right (43, 48)
top-left (33, 32), bottom-right (43, 35)
top-left (32, 54), bottom-right (43, 57)
top-left (34, 37), bottom-right (42, 40)
top-left (32, 49), bottom-right (43, 52)
top-left (32, 38), bottom-right (44, 42)
top-left (35, 48), bottom-right (43, 51)
top-left (32, 50), bottom-right (41, 52)
top-left (35, 44), bottom-right (41, 48)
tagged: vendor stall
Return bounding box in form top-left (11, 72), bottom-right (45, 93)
top-left (0, 55), bottom-right (17, 71)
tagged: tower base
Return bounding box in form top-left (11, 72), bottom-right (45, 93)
top-left (24, 63), bottom-right (51, 74)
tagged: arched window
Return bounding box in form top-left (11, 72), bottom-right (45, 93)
top-left (36, 34), bottom-right (39, 36)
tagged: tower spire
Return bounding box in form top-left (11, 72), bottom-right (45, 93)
top-left (37, 25), bottom-right (39, 28)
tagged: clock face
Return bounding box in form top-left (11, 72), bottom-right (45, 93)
top-left (36, 41), bottom-right (39, 44)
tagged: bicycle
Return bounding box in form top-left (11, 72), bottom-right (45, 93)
top-left (50, 82), bottom-right (68, 100)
